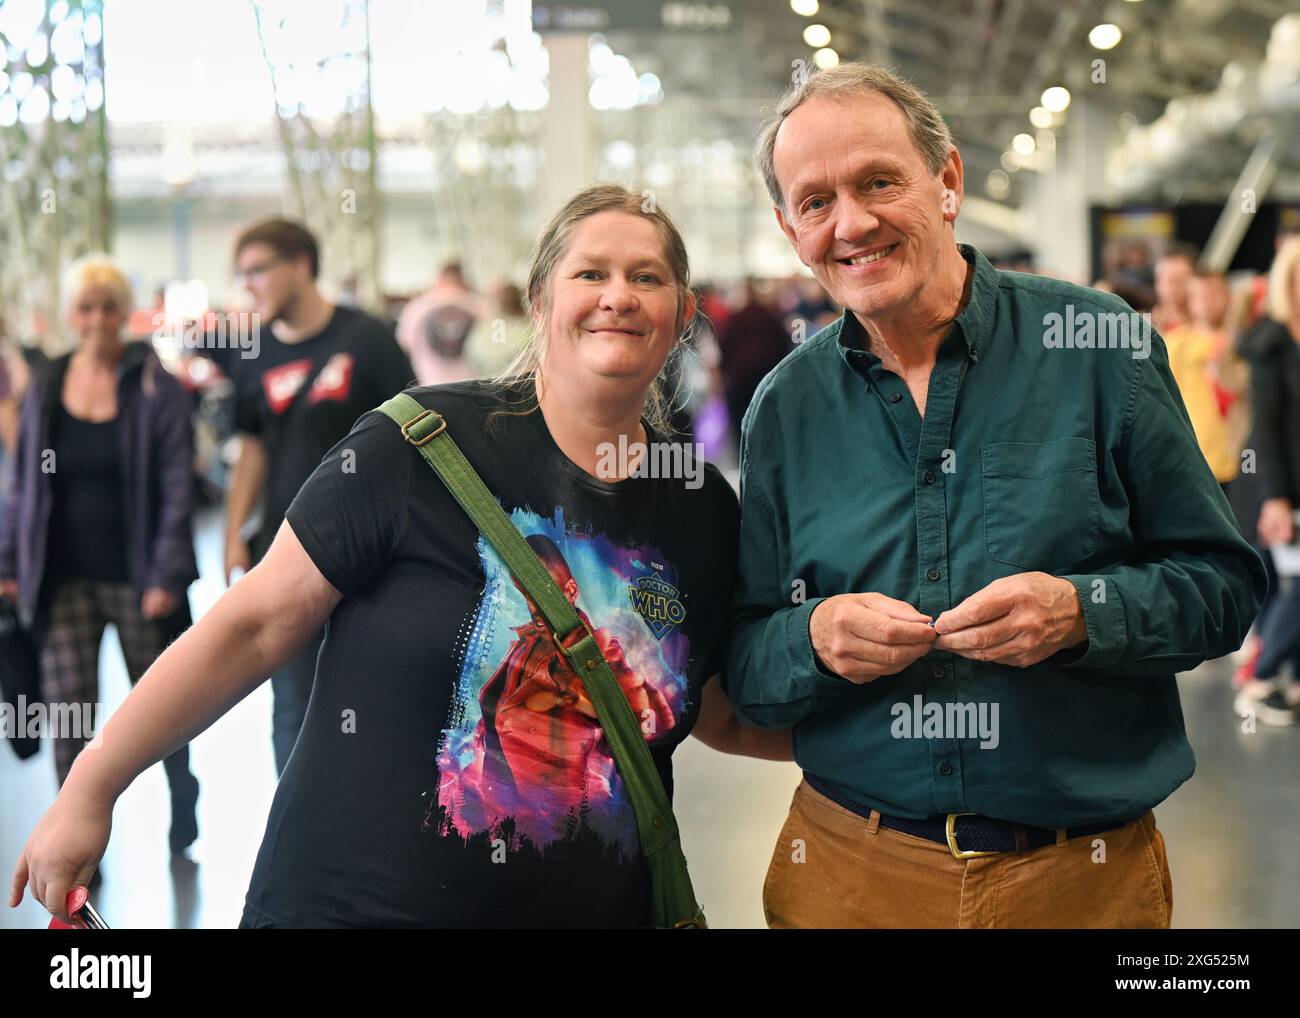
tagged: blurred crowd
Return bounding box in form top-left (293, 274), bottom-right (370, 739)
top-left (1093, 235), bottom-right (1300, 727)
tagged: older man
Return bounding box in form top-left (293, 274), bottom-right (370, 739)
top-left (724, 64), bottom-right (1266, 929)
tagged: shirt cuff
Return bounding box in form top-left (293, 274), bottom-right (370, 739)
top-left (1056, 574), bottom-right (1129, 670)
top-left (791, 596), bottom-right (850, 694)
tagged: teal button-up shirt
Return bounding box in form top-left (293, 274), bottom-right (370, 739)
top-left (725, 244), bottom-right (1266, 828)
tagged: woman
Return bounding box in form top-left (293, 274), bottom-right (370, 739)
top-left (10, 186), bottom-right (788, 928)
top-left (0, 256), bottom-right (201, 851)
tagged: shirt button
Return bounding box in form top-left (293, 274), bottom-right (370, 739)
top-left (939, 762), bottom-right (954, 777)
top-left (923, 470), bottom-right (936, 484)
top-left (889, 392), bottom-right (902, 403)
top-left (931, 664), bottom-right (944, 679)
top-left (928, 568), bottom-right (941, 581)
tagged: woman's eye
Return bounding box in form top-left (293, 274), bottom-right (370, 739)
top-left (636, 274), bottom-right (660, 284)
top-left (577, 270), bottom-right (602, 280)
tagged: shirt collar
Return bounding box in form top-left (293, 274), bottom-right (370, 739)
top-left (835, 243), bottom-right (998, 368)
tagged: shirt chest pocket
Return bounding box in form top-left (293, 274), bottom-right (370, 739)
top-left (980, 437), bottom-right (1100, 572)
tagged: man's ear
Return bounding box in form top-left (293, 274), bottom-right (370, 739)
top-left (940, 146), bottom-right (964, 222)
top-left (774, 206), bottom-right (804, 263)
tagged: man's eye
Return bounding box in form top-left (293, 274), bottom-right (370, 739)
top-left (636, 274), bottom-right (660, 284)
top-left (806, 197), bottom-right (828, 212)
top-left (577, 270), bottom-right (602, 280)
top-left (870, 178), bottom-right (891, 189)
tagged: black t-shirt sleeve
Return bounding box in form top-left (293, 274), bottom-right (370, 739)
top-left (284, 409), bottom-right (412, 597)
top-left (361, 318), bottom-right (416, 401)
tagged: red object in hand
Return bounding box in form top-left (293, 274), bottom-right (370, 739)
top-left (47, 885), bottom-right (108, 929)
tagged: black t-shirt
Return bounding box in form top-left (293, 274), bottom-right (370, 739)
top-left (46, 407), bottom-right (129, 584)
top-left (240, 379), bottom-right (740, 928)
top-left (232, 306), bottom-right (413, 556)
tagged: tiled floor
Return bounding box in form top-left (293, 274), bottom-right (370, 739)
top-left (3, 507), bottom-right (1298, 929)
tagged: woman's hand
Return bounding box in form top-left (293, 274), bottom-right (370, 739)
top-left (0, 578), bottom-right (18, 600)
top-left (140, 587), bottom-right (179, 620)
top-left (9, 783), bottom-right (113, 923)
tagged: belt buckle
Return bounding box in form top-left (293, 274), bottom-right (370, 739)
top-left (400, 409), bottom-right (447, 447)
top-left (945, 812), bottom-right (1000, 859)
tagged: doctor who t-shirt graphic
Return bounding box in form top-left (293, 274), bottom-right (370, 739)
top-left (433, 510), bottom-right (691, 860)
top-left (241, 381), bottom-right (739, 928)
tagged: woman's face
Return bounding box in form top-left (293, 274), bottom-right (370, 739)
top-left (68, 285), bottom-right (126, 345)
top-left (539, 211), bottom-right (694, 394)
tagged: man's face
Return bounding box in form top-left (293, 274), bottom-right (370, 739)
top-left (772, 92), bottom-right (961, 321)
top-left (1189, 275), bottom-right (1229, 329)
top-left (1154, 255), bottom-right (1193, 314)
top-left (235, 241), bottom-right (307, 324)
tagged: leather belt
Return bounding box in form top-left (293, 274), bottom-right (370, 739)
top-left (803, 773), bottom-right (1137, 860)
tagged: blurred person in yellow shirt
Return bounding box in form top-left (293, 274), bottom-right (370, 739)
top-left (1164, 269), bottom-right (1242, 485)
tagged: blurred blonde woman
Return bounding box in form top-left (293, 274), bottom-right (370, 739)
top-left (0, 255), bottom-right (201, 850)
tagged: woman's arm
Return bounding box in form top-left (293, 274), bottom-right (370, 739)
top-left (690, 674), bottom-right (793, 762)
top-left (9, 520), bottom-right (341, 920)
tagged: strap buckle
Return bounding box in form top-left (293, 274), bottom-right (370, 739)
top-left (550, 617), bottom-right (602, 675)
top-left (400, 409), bottom-right (447, 447)
top-left (945, 812), bottom-right (1000, 859)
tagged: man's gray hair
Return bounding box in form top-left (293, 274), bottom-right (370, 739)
top-left (755, 63), bottom-right (955, 210)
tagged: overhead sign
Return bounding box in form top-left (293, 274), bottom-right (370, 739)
top-left (532, 2), bottom-right (731, 33)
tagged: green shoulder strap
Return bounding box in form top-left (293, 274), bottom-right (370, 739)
top-left (376, 393), bottom-right (706, 929)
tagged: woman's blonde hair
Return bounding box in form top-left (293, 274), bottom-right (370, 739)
top-left (1268, 235), bottom-right (1300, 325)
top-left (493, 183), bottom-right (694, 433)
top-left (62, 254), bottom-right (134, 320)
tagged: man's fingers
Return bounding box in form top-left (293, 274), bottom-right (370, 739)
top-left (841, 604), bottom-right (936, 645)
top-left (829, 633), bottom-right (933, 673)
top-left (933, 584), bottom-right (1016, 634)
top-left (933, 617), bottom-right (1018, 653)
top-left (858, 593), bottom-right (932, 623)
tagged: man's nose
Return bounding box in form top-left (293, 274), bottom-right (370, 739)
top-left (833, 192), bottom-right (882, 246)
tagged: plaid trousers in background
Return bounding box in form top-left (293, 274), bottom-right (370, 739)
top-left (38, 579), bottom-right (197, 801)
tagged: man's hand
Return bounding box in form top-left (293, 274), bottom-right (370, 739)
top-left (932, 573), bottom-right (1086, 667)
top-left (809, 593), bottom-right (937, 684)
top-left (0, 578), bottom-right (18, 600)
top-left (140, 588), bottom-right (178, 620)
top-left (224, 536), bottom-right (251, 586)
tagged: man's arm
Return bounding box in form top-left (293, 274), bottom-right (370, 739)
top-left (722, 397), bottom-right (857, 730)
top-left (1056, 337), bottom-right (1267, 675)
top-left (223, 432), bottom-right (267, 583)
